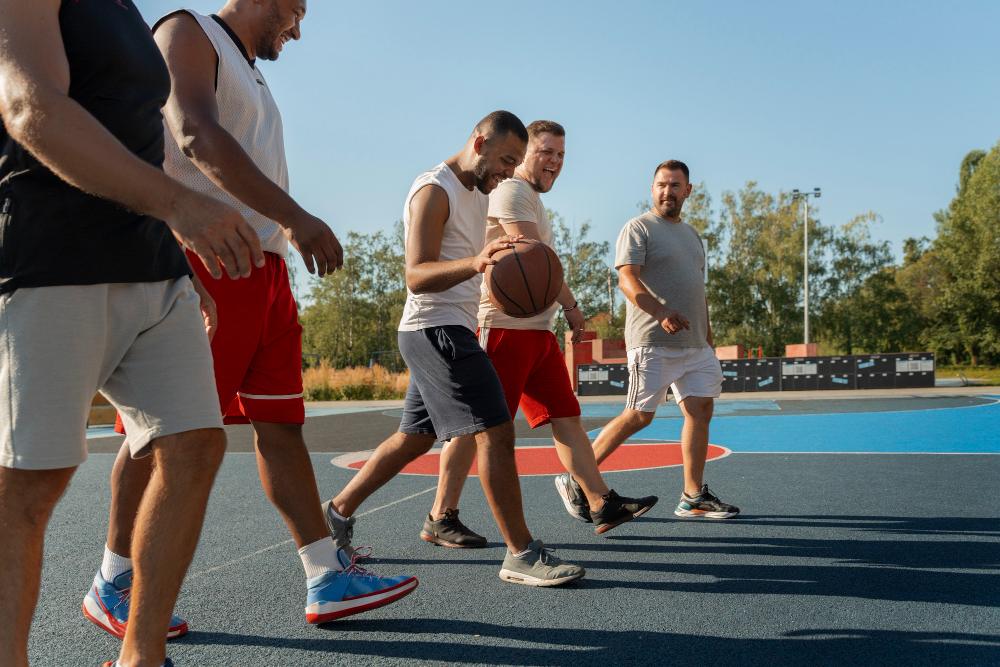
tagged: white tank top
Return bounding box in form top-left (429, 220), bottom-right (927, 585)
top-left (157, 10), bottom-right (289, 257)
top-left (398, 163), bottom-right (488, 333)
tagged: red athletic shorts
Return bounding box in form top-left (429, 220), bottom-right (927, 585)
top-left (115, 250), bottom-right (304, 435)
top-left (478, 327), bottom-right (581, 428)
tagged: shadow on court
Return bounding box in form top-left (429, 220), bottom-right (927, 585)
top-left (178, 621), bottom-right (1000, 666)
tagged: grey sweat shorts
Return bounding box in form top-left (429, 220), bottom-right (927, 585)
top-left (397, 325), bottom-right (511, 442)
top-left (0, 279), bottom-right (223, 470)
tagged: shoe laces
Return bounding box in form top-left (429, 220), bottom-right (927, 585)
top-left (442, 508), bottom-right (461, 523)
top-left (108, 576), bottom-right (132, 612)
top-left (342, 546), bottom-right (381, 582)
top-left (536, 545), bottom-right (563, 566)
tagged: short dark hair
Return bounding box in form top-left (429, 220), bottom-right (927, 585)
top-left (526, 120), bottom-right (565, 141)
top-left (654, 159), bottom-right (690, 183)
top-left (473, 110), bottom-right (528, 144)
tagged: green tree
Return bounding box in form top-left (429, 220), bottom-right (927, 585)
top-left (550, 210), bottom-right (615, 345)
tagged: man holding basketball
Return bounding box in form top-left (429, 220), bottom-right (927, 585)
top-left (418, 121), bottom-right (658, 547)
top-left (582, 160), bottom-right (739, 520)
top-left (85, 0), bottom-right (417, 637)
top-left (322, 111), bottom-right (586, 586)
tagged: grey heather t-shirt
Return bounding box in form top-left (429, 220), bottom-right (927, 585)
top-left (614, 211), bottom-right (708, 350)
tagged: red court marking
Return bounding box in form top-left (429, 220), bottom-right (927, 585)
top-left (346, 442), bottom-right (729, 476)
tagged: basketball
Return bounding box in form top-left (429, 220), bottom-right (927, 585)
top-left (485, 239), bottom-right (564, 318)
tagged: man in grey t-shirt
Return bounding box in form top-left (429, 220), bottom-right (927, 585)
top-left (590, 160), bottom-right (739, 519)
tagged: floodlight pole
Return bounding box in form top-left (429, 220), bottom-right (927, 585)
top-left (791, 188), bottom-right (821, 345)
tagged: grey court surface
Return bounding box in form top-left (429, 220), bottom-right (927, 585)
top-left (32, 392), bottom-right (1000, 666)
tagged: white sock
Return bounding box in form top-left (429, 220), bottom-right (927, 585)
top-left (298, 536), bottom-right (342, 578)
top-left (327, 504), bottom-right (349, 523)
top-left (512, 548), bottom-right (532, 558)
top-left (101, 544), bottom-right (132, 582)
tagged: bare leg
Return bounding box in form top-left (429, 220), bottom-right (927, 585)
top-left (678, 397), bottom-right (714, 495)
top-left (429, 434), bottom-right (477, 519)
top-left (475, 421), bottom-right (532, 553)
top-left (590, 409), bottom-right (655, 465)
top-left (330, 431), bottom-right (436, 518)
top-left (251, 421), bottom-right (328, 548)
top-left (549, 416), bottom-right (609, 508)
top-left (0, 465), bottom-right (75, 667)
top-left (106, 442), bottom-right (153, 557)
top-left (117, 428), bottom-right (225, 667)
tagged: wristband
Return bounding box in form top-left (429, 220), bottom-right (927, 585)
top-left (564, 302), bottom-right (579, 312)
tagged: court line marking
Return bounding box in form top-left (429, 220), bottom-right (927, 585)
top-left (186, 486), bottom-right (436, 579)
top-left (733, 451), bottom-right (1000, 455)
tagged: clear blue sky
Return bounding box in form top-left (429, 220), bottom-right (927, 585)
top-left (141, 1), bottom-right (1000, 299)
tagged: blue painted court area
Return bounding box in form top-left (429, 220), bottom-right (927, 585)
top-left (580, 399), bottom-right (781, 418)
top-left (589, 396), bottom-right (1000, 454)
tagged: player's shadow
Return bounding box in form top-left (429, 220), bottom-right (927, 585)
top-left (180, 621), bottom-right (1000, 666)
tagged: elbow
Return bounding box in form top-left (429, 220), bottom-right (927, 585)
top-left (175, 127), bottom-right (204, 160)
top-left (406, 277), bottom-right (429, 294)
top-left (0, 93), bottom-right (41, 148)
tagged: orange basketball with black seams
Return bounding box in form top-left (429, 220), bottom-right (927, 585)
top-left (485, 239), bottom-right (564, 318)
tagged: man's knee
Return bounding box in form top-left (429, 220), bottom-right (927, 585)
top-left (681, 397), bottom-right (714, 422)
top-left (478, 420), bottom-right (515, 451)
top-left (625, 409), bottom-right (655, 429)
top-left (395, 431), bottom-right (436, 458)
top-left (0, 466), bottom-right (75, 527)
top-left (150, 427), bottom-right (226, 480)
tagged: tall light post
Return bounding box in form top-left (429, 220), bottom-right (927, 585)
top-left (790, 188), bottom-right (821, 345)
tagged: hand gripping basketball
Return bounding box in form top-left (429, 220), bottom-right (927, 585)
top-left (485, 239), bottom-right (565, 318)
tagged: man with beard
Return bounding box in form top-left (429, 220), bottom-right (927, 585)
top-left (589, 160), bottom-right (739, 520)
top-left (409, 121), bottom-right (658, 545)
top-left (85, 0), bottom-right (416, 638)
top-left (322, 112), bottom-right (586, 587)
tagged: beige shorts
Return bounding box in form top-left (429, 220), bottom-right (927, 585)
top-left (0, 279), bottom-right (223, 470)
top-left (625, 345), bottom-right (723, 412)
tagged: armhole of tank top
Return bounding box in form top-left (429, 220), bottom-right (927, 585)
top-left (152, 10), bottom-right (222, 91)
top-left (411, 180), bottom-right (452, 231)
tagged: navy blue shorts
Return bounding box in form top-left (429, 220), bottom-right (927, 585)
top-left (397, 326), bottom-right (511, 441)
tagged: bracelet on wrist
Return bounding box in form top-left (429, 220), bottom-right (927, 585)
top-left (564, 302), bottom-right (578, 312)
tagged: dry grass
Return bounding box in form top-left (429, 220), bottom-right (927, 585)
top-left (302, 362), bottom-right (410, 401)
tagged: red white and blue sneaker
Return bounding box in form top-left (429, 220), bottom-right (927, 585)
top-left (305, 547), bottom-right (418, 624)
top-left (103, 661), bottom-right (173, 667)
top-left (84, 570), bottom-right (188, 640)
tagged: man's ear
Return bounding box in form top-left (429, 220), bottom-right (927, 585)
top-left (473, 136), bottom-right (486, 155)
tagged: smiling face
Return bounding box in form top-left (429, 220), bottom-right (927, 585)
top-left (472, 131), bottom-right (527, 194)
top-left (519, 132), bottom-right (565, 194)
top-left (652, 168), bottom-right (692, 220)
top-left (256, 0), bottom-right (306, 61)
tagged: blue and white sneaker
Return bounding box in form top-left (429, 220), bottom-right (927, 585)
top-left (305, 547), bottom-right (418, 624)
top-left (84, 570), bottom-right (188, 640)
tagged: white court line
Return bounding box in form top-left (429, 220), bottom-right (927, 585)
top-left (186, 485), bottom-right (436, 579)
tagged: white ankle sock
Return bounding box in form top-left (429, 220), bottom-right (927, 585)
top-left (512, 548), bottom-right (532, 558)
top-left (101, 545), bottom-right (132, 582)
top-left (327, 504), bottom-right (349, 523)
top-left (298, 536), bottom-right (342, 578)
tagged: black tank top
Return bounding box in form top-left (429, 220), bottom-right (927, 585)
top-left (0, 0), bottom-right (190, 294)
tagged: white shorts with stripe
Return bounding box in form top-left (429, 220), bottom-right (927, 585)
top-left (626, 345), bottom-right (723, 412)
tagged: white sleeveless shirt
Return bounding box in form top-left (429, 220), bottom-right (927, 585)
top-left (158, 10), bottom-right (289, 257)
top-left (398, 163), bottom-right (488, 333)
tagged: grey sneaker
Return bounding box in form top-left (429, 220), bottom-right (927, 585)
top-left (554, 473), bottom-right (592, 523)
top-left (322, 499), bottom-right (356, 557)
top-left (498, 540), bottom-right (585, 587)
top-left (420, 509), bottom-right (487, 548)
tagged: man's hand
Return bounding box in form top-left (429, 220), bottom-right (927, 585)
top-left (167, 189), bottom-right (264, 280)
top-left (658, 307), bottom-right (690, 335)
top-left (188, 272), bottom-right (218, 342)
top-left (472, 235), bottom-right (523, 273)
top-left (282, 212), bottom-right (343, 277)
top-left (565, 306), bottom-right (587, 345)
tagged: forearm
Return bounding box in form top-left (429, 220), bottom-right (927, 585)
top-left (406, 257), bottom-right (479, 294)
top-left (620, 276), bottom-right (667, 320)
top-left (6, 89), bottom-right (185, 221)
top-left (556, 282), bottom-right (576, 309)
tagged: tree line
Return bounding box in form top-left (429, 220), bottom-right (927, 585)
top-left (300, 140), bottom-right (1000, 367)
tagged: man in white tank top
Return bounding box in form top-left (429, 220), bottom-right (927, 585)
top-left (85, 1), bottom-right (416, 638)
top-left (322, 112), bottom-right (586, 587)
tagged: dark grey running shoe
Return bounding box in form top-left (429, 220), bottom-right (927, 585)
top-left (499, 540), bottom-right (585, 587)
top-left (674, 484), bottom-right (740, 519)
top-left (322, 499), bottom-right (356, 557)
top-left (554, 473), bottom-right (592, 523)
top-left (420, 509), bottom-right (487, 548)
top-left (590, 490), bottom-right (659, 534)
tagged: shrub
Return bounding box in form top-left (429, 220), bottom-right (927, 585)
top-left (302, 362), bottom-right (409, 401)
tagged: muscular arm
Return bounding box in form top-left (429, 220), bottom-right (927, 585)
top-left (406, 185), bottom-right (516, 294)
top-left (618, 264), bottom-right (690, 334)
top-left (155, 14), bottom-right (341, 275)
top-left (0, 0), bottom-right (262, 279)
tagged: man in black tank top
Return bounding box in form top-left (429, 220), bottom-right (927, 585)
top-left (0, 2), bottom-right (263, 666)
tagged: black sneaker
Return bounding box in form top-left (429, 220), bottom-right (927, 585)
top-left (590, 490), bottom-right (658, 534)
top-left (674, 484), bottom-right (740, 519)
top-left (419, 509), bottom-right (487, 548)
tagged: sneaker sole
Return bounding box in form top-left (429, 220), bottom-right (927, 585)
top-left (419, 531), bottom-right (486, 548)
top-left (554, 477), bottom-right (592, 523)
top-left (306, 577), bottom-right (418, 624)
top-left (674, 507), bottom-right (739, 519)
top-left (594, 501), bottom-right (658, 534)
top-left (83, 595), bottom-right (188, 640)
top-left (498, 568), bottom-right (586, 587)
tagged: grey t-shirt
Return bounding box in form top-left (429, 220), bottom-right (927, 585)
top-left (614, 211), bottom-right (708, 350)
